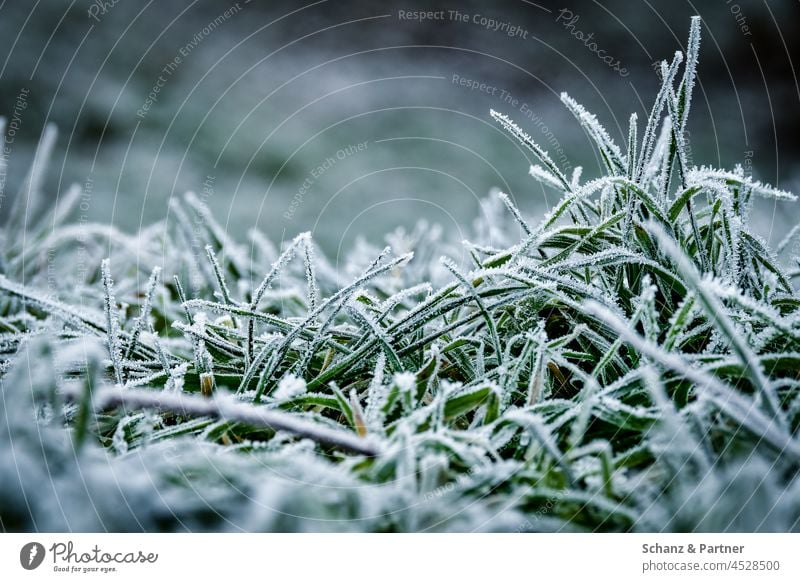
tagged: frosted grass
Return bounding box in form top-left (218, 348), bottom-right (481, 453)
top-left (1, 19), bottom-right (799, 532)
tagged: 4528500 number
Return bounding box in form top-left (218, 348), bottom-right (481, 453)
top-left (729, 560), bottom-right (780, 571)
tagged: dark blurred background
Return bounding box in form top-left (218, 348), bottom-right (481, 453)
top-left (0, 0), bottom-right (798, 255)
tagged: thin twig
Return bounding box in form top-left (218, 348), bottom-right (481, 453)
top-left (64, 384), bottom-right (380, 457)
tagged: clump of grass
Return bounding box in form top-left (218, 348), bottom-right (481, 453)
top-left (1, 18), bottom-right (800, 532)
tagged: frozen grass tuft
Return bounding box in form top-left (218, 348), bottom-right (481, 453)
top-left (1, 19), bottom-right (800, 532)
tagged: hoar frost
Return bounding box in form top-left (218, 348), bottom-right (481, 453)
top-left (273, 375), bottom-right (307, 401)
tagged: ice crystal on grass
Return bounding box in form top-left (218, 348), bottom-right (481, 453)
top-left (490, 109), bottom-right (572, 192)
top-left (560, 92), bottom-right (626, 175)
top-left (1, 19), bottom-right (799, 532)
top-left (529, 164), bottom-right (565, 191)
top-left (101, 259), bottom-right (124, 386)
top-left (394, 372), bottom-right (416, 396)
top-left (274, 375), bottom-right (307, 401)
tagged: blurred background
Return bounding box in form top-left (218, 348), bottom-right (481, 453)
top-left (0, 0), bottom-right (797, 257)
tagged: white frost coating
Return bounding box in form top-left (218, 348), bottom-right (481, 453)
top-left (62, 384), bottom-right (380, 457)
top-left (490, 109), bottom-right (572, 192)
top-left (582, 299), bottom-right (800, 461)
top-left (636, 51), bottom-right (683, 182)
top-left (626, 113), bottom-right (638, 178)
top-left (165, 362), bottom-right (191, 392)
top-left (365, 352), bottom-right (388, 431)
top-left (185, 191), bottom-right (249, 274)
top-left (124, 266), bottom-right (161, 360)
top-left (678, 16), bottom-right (702, 131)
top-left (101, 259), bottom-right (124, 385)
top-left (497, 191), bottom-right (532, 235)
top-left (393, 372), bottom-right (416, 395)
top-left (560, 92), bottom-right (626, 174)
top-left (687, 167), bottom-right (797, 201)
top-left (8, 124), bottom-right (58, 236)
top-left (0, 275), bottom-right (105, 333)
top-left (111, 414), bottom-right (139, 455)
top-left (528, 164), bottom-right (564, 191)
top-left (273, 375), bottom-right (307, 401)
top-left (301, 234), bottom-right (319, 311)
top-left (205, 245), bottom-right (233, 305)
